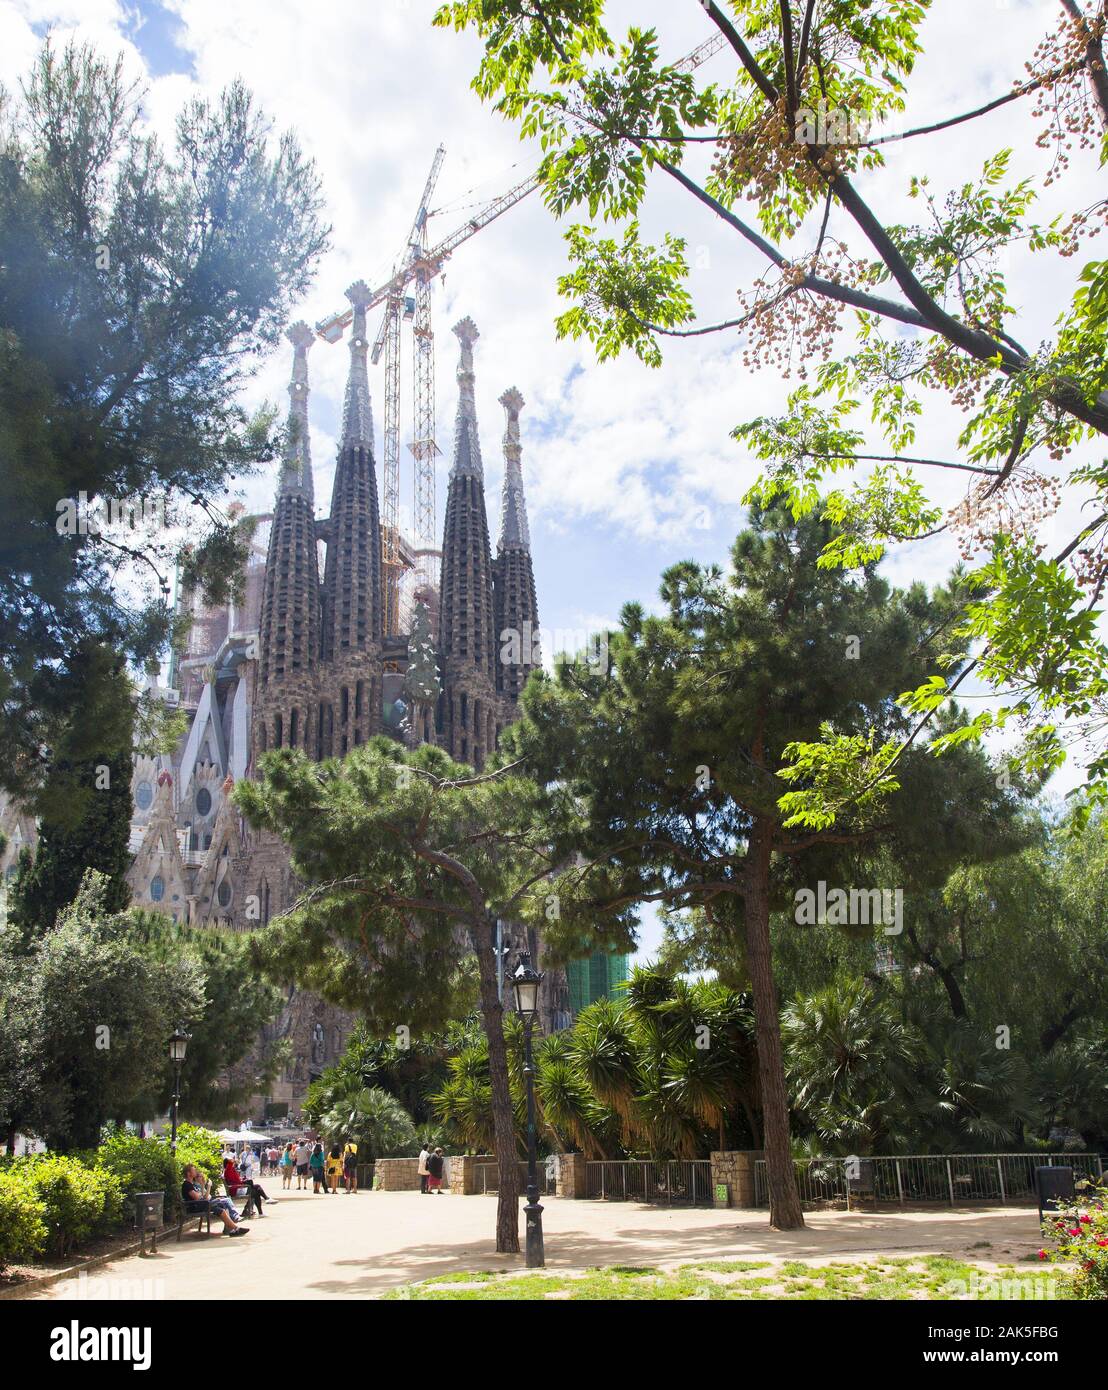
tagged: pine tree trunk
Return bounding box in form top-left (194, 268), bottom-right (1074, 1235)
top-left (473, 914), bottom-right (521, 1253)
top-left (744, 818), bottom-right (805, 1230)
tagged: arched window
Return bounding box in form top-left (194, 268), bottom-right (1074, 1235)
top-left (135, 780), bottom-right (153, 811)
top-left (274, 713), bottom-right (283, 748)
top-left (355, 681), bottom-right (363, 718)
top-left (290, 708), bottom-right (299, 747)
top-left (150, 875), bottom-right (165, 902)
top-left (195, 787), bottom-right (212, 817)
top-left (341, 687), bottom-right (349, 724)
top-left (258, 723), bottom-right (267, 753)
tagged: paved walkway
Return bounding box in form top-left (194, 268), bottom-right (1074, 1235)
top-left (33, 1191), bottom-right (1045, 1300)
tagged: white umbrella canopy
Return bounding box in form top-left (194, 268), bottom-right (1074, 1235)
top-left (215, 1127), bottom-right (268, 1144)
top-left (215, 1129), bottom-right (241, 1141)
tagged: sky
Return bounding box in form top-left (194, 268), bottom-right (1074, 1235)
top-left (1, 0), bottom-right (1103, 960)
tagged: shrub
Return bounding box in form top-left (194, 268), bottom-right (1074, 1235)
top-left (15, 1156), bottom-right (123, 1258)
top-left (1038, 1179), bottom-right (1108, 1300)
top-left (94, 1132), bottom-right (176, 1218)
top-left (0, 1172), bottom-right (47, 1271)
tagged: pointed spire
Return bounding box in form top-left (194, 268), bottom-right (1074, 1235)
top-left (497, 387), bottom-right (530, 552)
top-left (341, 280), bottom-right (374, 450)
top-left (280, 321), bottom-right (314, 500)
top-left (450, 316), bottom-right (483, 478)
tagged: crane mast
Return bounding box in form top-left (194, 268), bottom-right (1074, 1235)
top-left (312, 29), bottom-right (725, 634)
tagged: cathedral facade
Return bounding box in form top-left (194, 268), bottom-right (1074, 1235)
top-left (125, 286), bottom-right (569, 1116)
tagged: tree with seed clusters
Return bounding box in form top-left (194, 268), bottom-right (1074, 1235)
top-left (507, 504), bottom-right (1026, 1228)
top-left (235, 737), bottom-right (628, 1254)
top-left (436, 0), bottom-right (1108, 816)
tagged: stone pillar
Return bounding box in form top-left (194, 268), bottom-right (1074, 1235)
top-left (710, 1150), bottom-right (764, 1208)
top-left (556, 1153), bottom-right (588, 1199)
top-left (451, 1154), bottom-right (497, 1195)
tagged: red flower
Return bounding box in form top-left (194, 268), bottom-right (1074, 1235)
top-left (1038, 1249), bottom-right (1048, 1259)
top-left (1079, 1214), bottom-right (1092, 1225)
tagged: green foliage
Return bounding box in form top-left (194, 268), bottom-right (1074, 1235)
top-left (11, 731), bottom-right (134, 940)
top-left (437, 0), bottom-right (1108, 809)
top-left (316, 1086), bottom-right (417, 1160)
top-left (12, 1155), bottom-right (122, 1258)
top-left (0, 39), bottom-right (329, 815)
top-left (93, 1131), bottom-right (175, 1211)
top-left (0, 1170), bottom-right (47, 1270)
top-left (431, 967), bottom-right (757, 1161)
top-left (1038, 1180), bottom-right (1108, 1300)
top-left (0, 873), bottom-right (281, 1149)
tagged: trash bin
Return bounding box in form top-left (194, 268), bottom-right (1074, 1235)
top-left (847, 1158), bottom-right (876, 1210)
top-left (1035, 1166), bottom-right (1075, 1225)
top-left (136, 1191), bottom-right (165, 1255)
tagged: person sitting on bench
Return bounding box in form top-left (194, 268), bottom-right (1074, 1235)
top-left (181, 1164), bottom-right (249, 1236)
top-left (222, 1156), bottom-right (269, 1217)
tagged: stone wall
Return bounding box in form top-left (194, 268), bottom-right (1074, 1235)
top-left (373, 1158), bottom-right (424, 1191)
top-left (556, 1153), bottom-right (587, 1199)
top-left (710, 1150), bottom-right (764, 1208)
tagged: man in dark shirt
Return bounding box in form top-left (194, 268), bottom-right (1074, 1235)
top-left (181, 1164), bottom-right (249, 1236)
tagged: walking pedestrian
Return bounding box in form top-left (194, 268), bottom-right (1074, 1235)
top-left (417, 1141), bottom-right (430, 1195)
top-left (279, 1142), bottom-right (295, 1189)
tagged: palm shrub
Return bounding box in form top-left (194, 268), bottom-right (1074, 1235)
top-left (318, 1086), bottom-right (417, 1160)
top-left (783, 977), bottom-right (920, 1153)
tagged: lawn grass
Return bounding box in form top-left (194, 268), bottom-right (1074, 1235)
top-left (384, 1254), bottom-right (1063, 1302)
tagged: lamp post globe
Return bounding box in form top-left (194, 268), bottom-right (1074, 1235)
top-left (512, 953), bottom-right (545, 1268)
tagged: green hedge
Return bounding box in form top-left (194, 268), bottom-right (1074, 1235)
top-left (0, 1174), bottom-right (48, 1270)
top-left (0, 1126), bottom-right (225, 1269)
top-left (13, 1156), bottom-right (123, 1258)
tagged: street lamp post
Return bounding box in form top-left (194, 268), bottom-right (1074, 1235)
top-left (512, 953), bottom-right (545, 1268)
top-left (168, 1025), bottom-right (190, 1154)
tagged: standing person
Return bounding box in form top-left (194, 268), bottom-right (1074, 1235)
top-left (309, 1141), bottom-right (325, 1194)
top-left (325, 1142), bottom-right (343, 1194)
top-left (342, 1139), bottom-right (359, 1194)
top-left (295, 1138), bottom-right (311, 1190)
top-left (279, 1142), bottom-right (295, 1189)
top-left (426, 1147), bottom-right (445, 1194)
top-left (267, 1144), bottom-right (280, 1177)
top-left (417, 1141), bottom-right (430, 1195)
top-left (238, 1145), bottom-right (258, 1183)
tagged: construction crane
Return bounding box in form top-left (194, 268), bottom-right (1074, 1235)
top-left (314, 26), bottom-right (727, 636)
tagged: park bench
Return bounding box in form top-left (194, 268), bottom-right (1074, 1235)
top-left (176, 1200), bottom-right (213, 1240)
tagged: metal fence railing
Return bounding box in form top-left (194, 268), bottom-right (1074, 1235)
top-left (753, 1153), bottom-right (1106, 1209)
top-left (474, 1161), bottom-right (556, 1196)
top-left (585, 1160), bottom-right (714, 1206)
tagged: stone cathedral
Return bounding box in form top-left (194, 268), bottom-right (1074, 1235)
top-left (121, 282), bottom-right (571, 1117)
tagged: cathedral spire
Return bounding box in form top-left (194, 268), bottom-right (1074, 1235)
top-left (280, 321), bottom-right (315, 501)
top-left (450, 316), bottom-right (483, 479)
top-left (341, 279), bottom-right (374, 450)
top-left (493, 387), bottom-right (540, 704)
top-left (497, 387), bottom-right (530, 552)
top-left (322, 280), bottom-right (383, 660)
top-left (439, 316), bottom-right (497, 686)
top-left (258, 322), bottom-right (321, 689)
